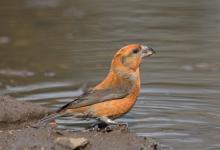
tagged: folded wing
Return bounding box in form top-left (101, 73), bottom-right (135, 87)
top-left (57, 85), bottom-right (132, 112)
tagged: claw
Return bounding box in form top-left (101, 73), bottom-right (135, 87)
top-left (117, 122), bottom-right (128, 128)
top-left (104, 125), bottom-right (114, 132)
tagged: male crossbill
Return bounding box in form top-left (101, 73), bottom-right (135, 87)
top-left (38, 44), bottom-right (155, 127)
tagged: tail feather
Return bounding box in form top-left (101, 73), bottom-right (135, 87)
top-left (39, 113), bottom-right (64, 123)
top-left (31, 112), bottom-right (68, 128)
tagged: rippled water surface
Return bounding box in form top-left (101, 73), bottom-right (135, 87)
top-left (1, 0), bottom-right (220, 149)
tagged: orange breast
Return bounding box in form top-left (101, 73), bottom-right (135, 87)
top-left (90, 95), bottom-right (138, 118)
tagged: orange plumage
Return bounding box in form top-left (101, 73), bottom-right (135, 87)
top-left (39, 44), bottom-right (155, 126)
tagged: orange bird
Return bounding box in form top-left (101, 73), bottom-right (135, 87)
top-left (38, 44), bottom-right (155, 126)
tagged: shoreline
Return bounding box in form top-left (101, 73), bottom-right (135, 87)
top-left (0, 96), bottom-right (157, 150)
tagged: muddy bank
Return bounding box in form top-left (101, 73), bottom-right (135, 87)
top-left (0, 127), bottom-right (157, 150)
top-left (0, 96), bottom-right (157, 150)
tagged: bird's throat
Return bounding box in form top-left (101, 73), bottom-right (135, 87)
top-left (95, 68), bottom-right (140, 92)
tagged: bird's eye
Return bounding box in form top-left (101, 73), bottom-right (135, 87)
top-left (132, 48), bottom-right (140, 54)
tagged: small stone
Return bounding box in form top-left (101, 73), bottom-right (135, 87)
top-left (8, 130), bottom-right (13, 134)
top-left (54, 137), bottom-right (88, 150)
top-left (182, 65), bottom-right (194, 71)
top-left (44, 71), bottom-right (56, 77)
top-left (195, 63), bottom-right (209, 69)
top-left (0, 36), bottom-right (10, 44)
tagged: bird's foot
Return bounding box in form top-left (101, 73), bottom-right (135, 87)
top-left (86, 122), bottom-right (128, 132)
top-left (104, 122), bottom-right (128, 132)
top-left (117, 122), bottom-right (128, 128)
top-left (86, 117), bottom-right (129, 132)
top-left (98, 117), bottom-right (128, 131)
top-left (86, 122), bottom-right (108, 132)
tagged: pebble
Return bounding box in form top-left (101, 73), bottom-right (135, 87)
top-left (53, 137), bottom-right (88, 150)
top-left (44, 71), bottom-right (56, 77)
top-left (0, 36), bottom-right (10, 44)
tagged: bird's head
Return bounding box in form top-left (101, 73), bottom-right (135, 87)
top-left (95, 44), bottom-right (155, 89)
top-left (111, 44), bottom-right (155, 72)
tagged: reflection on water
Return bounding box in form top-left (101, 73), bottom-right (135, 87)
top-left (1, 0), bottom-right (220, 149)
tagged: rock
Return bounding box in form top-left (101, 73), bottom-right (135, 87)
top-left (0, 36), bottom-right (10, 44)
top-left (54, 137), bottom-right (88, 150)
top-left (0, 96), bottom-right (51, 124)
top-left (44, 71), bottom-right (56, 77)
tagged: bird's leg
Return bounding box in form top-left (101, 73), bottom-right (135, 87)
top-left (97, 117), bottom-right (128, 131)
top-left (86, 117), bottom-right (128, 131)
top-left (98, 116), bottom-right (118, 125)
top-left (98, 116), bottom-right (128, 127)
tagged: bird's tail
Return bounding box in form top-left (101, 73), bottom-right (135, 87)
top-left (31, 112), bottom-right (68, 128)
top-left (40, 113), bottom-right (64, 123)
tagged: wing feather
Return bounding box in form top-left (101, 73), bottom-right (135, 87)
top-left (57, 86), bottom-right (132, 112)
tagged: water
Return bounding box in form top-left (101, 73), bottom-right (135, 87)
top-left (1, 0), bottom-right (220, 149)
